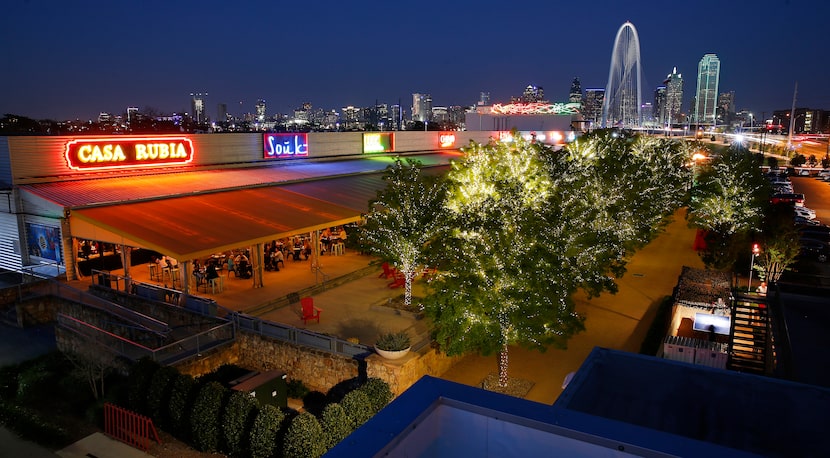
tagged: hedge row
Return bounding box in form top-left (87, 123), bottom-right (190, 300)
top-left (125, 360), bottom-right (395, 457)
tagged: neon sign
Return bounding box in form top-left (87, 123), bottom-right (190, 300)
top-left (439, 133), bottom-right (456, 148)
top-left (263, 133), bottom-right (308, 158)
top-left (363, 132), bottom-right (394, 153)
top-left (64, 137), bottom-right (194, 170)
top-left (490, 102), bottom-right (581, 115)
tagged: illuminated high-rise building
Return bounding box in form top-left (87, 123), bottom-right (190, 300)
top-left (665, 67), bottom-right (683, 125)
top-left (654, 86), bottom-right (667, 125)
top-left (126, 107), bottom-right (139, 125)
top-left (255, 99), bottom-right (267, 122)
top-left (390, 104), bottom-right (403, 130)
top-left (217, 103), bottom-right (228, 123)
top-left (569, 78), bottom-right (583, 105)
top-left (479, 92), bottom-right (491, 106)
top-left (341, 106), bottom-right (362, 130)
top-left (717, 91), bottom-right (735, 125)
top-left (583, 88), bottom-right (605, 124)
top-left (190, 92), bottom-right (207, 124)
top-left (519, 85), bottom-right (545, 103)
top-left (694, 54), bottom-right (720, 124)
top-left (412, 93), bottom-right (432, 123)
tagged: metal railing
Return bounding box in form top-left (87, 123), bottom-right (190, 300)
top-left (57, 312), bottom-right (235, 365)
top-left (231, 312), bottom-right (371, 358)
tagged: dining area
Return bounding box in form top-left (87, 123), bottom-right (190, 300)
top-left (133, 225), bottom-right (358, 301)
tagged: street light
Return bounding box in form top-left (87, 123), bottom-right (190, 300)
top-left (748, 243), bottom-right (760, 291)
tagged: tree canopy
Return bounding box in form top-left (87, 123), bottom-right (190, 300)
top-left (421, 131), bottom-right (691, 386)
top-left (358, 157), bottom-right (448, 306)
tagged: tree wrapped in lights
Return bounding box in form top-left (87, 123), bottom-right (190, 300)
top-left (754, 203), bottom-right (801, 284)
top-left (423, 131), bottom-right (691, 388)
top-left (424, 134), bottom-right (584, 388)
top-left (687, 146), bottom-right (769, 270)
top-left (359, 158), bottom-right (447, 308)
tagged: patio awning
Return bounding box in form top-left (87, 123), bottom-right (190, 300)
top-left (69, 186), bottom-right (361, 261)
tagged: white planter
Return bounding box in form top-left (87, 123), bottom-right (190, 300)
top-left (375, 347), bottom-right (411, 360)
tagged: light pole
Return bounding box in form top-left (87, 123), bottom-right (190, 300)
top-left (748, 243), bottom-right (760, 291)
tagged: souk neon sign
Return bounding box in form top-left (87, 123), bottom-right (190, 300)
top-left (64, 137), bottom-right (194, 170)
top-left (263, 133), bottom-right (308, 158)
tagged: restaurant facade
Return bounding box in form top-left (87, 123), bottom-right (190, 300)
top-left (0, 130), bottom-right (506, 293)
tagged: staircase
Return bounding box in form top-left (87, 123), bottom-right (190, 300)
top-left (728, 295), bottom-right (771, 375)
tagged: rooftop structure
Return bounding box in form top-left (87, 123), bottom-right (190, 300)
top-left (330, 347), bottom-right (830, 457)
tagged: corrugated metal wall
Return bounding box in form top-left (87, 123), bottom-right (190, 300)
top-left (0, 137), bottom-right (11, 188)
top-left (6, 131), bottom-right (500, 185)
top-left (0, 200), bottom-right (22, 271)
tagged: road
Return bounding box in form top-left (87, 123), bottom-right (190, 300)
top-left (791, 175), bottom-right (830, 223)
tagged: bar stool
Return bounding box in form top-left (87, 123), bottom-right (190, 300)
top-left (149, 263), bottom-right (160, 281)
top-left (207, 276), bottom-right (223, 294)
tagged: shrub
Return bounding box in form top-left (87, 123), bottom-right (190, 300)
top-left (198, 364), bottom-right (251, 386)
top-left (374, 331), bottom-right (411, 351)
top-left (126, 358), bottom-right (161, 415)
top-left (321, 403), bottom-right (352, 450)
top-left (340, 390), bottom-right (373, 430)
top-left (145, 366), bottom-right (178, 428)
top-left (283, 412), bottom-right (326, 458)
top-left (0, 401), bottom-right (71, 448)
top-left (286, 378), bottom-right (310, 399)
top-left (359, 378), bottom-right (393, 414)
top-left (168, 372), bottom-right (197, 439)
top-left (222, 391), bottom-right (258, 456)
top-left (0, 365), bottom-right (20, 400)
top-left (249, 404), bottom-right (285, 458)
top-left (326, 377), bottom-right (361, 404)
top-left (190, 381), bottom-right (227, 452)
top-left (15, 352), bottom-right (69, 404)
top-left (302, 391), bottom-right (328, 417)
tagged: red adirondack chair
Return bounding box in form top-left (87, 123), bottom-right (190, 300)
top-left (388, 270), bottom-right (406, 289)
top-left (379, 262), bottom-right (396, 279)
top-left (301, 297), bottom-right (322, 324)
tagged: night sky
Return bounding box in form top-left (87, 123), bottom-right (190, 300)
top-left (3, 0), bottom-right (829, 122)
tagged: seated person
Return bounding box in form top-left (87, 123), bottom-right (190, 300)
top-left (272, 249), bottom-right (285, 269)
top-left (302, 240), bottom-right (312, 260)
top-left (192, 259), bottom-right (205, 284)
top-left (237, 259), bottom-right (252, 278)
top-left (205, 261), bottom-right (219, 281)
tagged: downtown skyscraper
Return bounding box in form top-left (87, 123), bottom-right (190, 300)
top-left (664, 67), bottom-right (683, 125)
top-left (694, 54), bottom-right (720, 125)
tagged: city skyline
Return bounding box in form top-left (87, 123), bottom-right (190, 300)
top-left (3, 0), bottom-right (830, 122)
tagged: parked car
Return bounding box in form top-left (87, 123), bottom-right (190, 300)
top-left (770, 193), bottom-right (805, 207)
top-left (798, 238), bottom-right (830, 263)
top-left (794, 216), bottom-right (821, 226)
top-left (798, 226), bottom-right (830, 242)
top-left (793, 206), bottom-right (817, 220)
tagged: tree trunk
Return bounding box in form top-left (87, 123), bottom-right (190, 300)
top-left (404, 271), bottom-right (415, 307)
top-left (498, 345), bottom-right (509, 388)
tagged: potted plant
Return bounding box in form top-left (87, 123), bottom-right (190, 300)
top-left (374, 330), bottom-right (411, 360)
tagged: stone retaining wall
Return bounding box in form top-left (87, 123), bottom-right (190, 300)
top-left (367, 346), bottom-right (462, 396)
top-left (170, 330), bottom-right (460, 398)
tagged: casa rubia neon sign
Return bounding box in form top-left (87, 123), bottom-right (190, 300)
top-left (263, 133), bottom-right (308, 158)
top-left (64, 137), bottom-right (194, 170)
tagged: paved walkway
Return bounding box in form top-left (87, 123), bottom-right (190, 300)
top-left (439, 210), bottom-right (705, 404)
